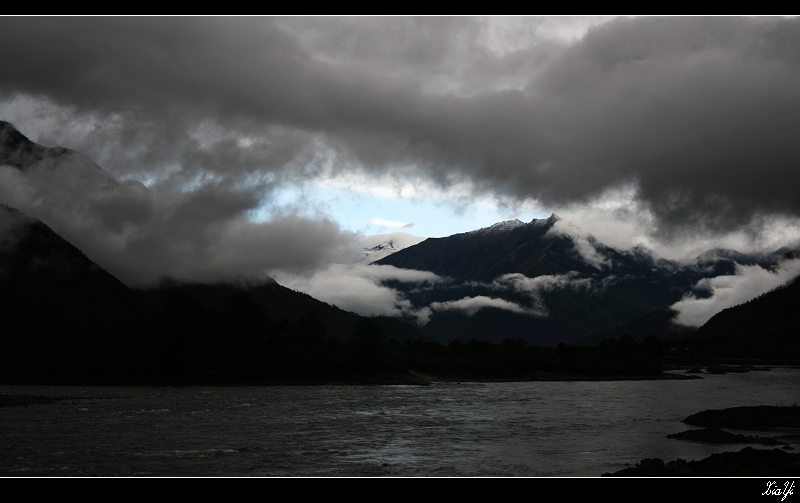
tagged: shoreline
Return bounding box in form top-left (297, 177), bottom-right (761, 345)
top-left (0, 368), bottom-right (700, 388)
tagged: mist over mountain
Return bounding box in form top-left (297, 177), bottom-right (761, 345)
top-left (694, 248), bottom-right (800, 346)
top-left (657, 248), bottom-right (800, 359)
top-left (374, 214), bottom-right (676, 280)
top-left (0, 120), bottom-right (72, 169)
top-left (373, 216), bottom-right (798, 345)
top-left (700, 276), bottom-right (800, 341)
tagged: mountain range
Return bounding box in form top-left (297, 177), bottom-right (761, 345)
top-left (1, 119), bottom-right (799, 362)
top-left (373, 215), bottom-right (793, 346)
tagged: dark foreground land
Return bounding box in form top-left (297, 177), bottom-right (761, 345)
top-left (666, 427), bottom-right (787, 446)
top-left (606, 406), bottom-right (800, 476)
top-left (605, 447), bottom-right (800, 476)
top-left (683, 405), bottom-right (800, 430)
top-left (1, 308), bottom-right (682, 385)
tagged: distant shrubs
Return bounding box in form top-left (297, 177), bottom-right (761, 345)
top-left (0, 286), bottom-right (663, 382)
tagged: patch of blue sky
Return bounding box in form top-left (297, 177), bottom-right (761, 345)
top-left (250, 182), bottom-right (548, 238)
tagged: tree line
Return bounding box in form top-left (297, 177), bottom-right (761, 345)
top-left (0, 287), bottom-right (663, 384)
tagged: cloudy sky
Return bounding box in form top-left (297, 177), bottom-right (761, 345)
top-left (1, 16), bottom-right (800, 320)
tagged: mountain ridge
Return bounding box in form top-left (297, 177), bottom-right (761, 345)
top-left (372, 210), bottom-right (798, 346)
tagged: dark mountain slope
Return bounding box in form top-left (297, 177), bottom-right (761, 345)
top-left (583, 307), bottom-right (697, 344)
top-left (0, 204), bottom-right (133, 330)
top-left (696, 273), bottom-right (800, 344)
top-left (584, 249), bottom-right (796, 345)
top-left (133, 280), bottom-right (428, 342)
top-left (0, 120), bottom-right (70, 169)
top-left (594, 249), bottom-right (800, 357)
top-left (375, 215), bottom-right (625, 281)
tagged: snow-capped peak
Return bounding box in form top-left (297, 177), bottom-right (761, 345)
top-left (531, 213), bottom-right (560, 227)
top-left (468, 219), bottom-right (525, 236)
top-left (486, 219), bottom-right (525, 232)
top-left (367, 239), bottom-right (399, 253)
top-left (362, 239), bottom-right (402, 263)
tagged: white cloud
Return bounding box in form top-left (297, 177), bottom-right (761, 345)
top-left (370, 217), bottom-right (413, 228)
top-left (273, 259), bottom-right (604, 326)
top-left (488, 272), bottom-right (597, 317)
top-left (271, 263), bottom-right (442, 318)
top-left (493, 272), bottom-right (595, 294)
top-left (671, 258), bottom-right (800, 327)
top-left (574, 236), bottom-right (612, 270)
top-left (544, 218), bottom-right (614, 270)
top-left (427, 295), bottom-right (534, 319)
top-left (550, 184), bottom-right (800, 263)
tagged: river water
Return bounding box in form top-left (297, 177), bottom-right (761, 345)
top-left (1, 369), bottom-right (799, 476)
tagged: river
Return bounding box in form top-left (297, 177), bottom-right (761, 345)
top-left (1, 368), bottom-right (798, 476)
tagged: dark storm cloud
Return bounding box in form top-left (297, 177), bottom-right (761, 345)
top-left (1, 16), bottom-right (800, 246)
top-left (528, 17), bottom-right (800, 236)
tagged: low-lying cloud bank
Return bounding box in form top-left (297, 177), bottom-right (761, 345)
top-left (671, 258), bottom-right (800, 327)
top-left (411, 271), bottom-right (606, 324)
top-left (271, 263), bottom-right (604, 325)
top-left (271, 263), bottom-right (442, 318)
top-left (416, 296), bottom-right (534, 325)
top-left (488, 272), bottom-right (597, 317)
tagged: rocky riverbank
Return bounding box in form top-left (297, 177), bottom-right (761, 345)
top-left (605, 405), bottom-right (800, 476)
top-left (604, 447), bottom-right (800, 476)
